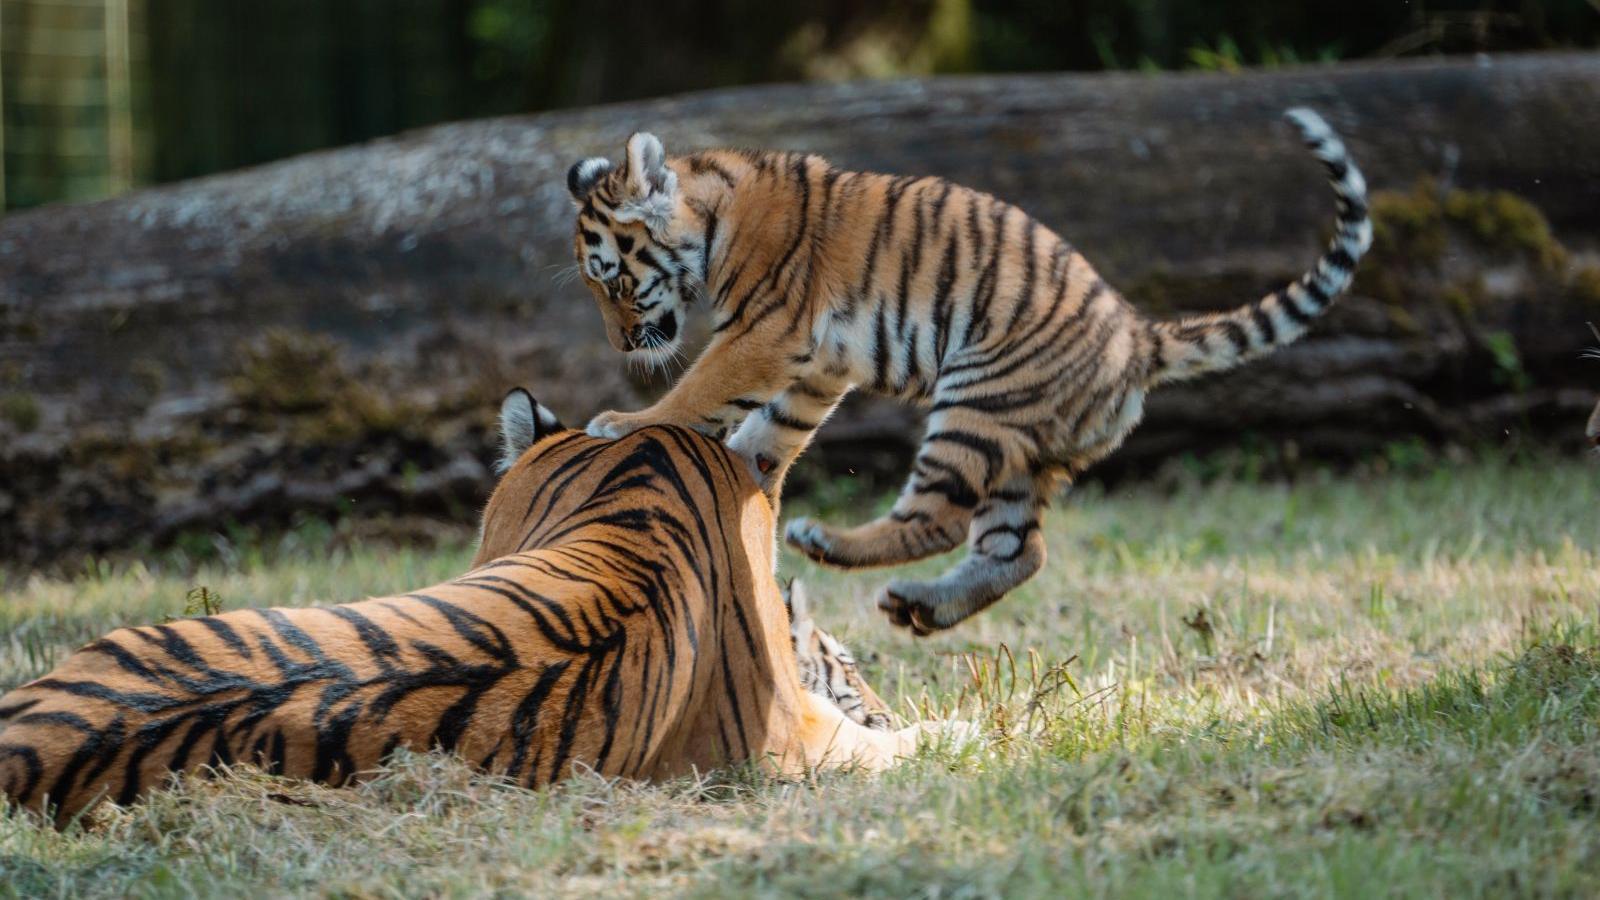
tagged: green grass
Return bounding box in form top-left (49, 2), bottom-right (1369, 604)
top-left (3, 456), bottom-right (1599, 897)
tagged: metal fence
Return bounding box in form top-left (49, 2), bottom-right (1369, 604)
top-left (0, 0), bottom-right (149, 211)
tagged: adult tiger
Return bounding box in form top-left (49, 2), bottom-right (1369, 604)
top-left (0, 390), bottom-right (946, 827)
top-left (565, 109), bottom-right (1370, 634)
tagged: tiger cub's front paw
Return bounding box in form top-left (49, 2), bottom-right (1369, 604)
top-left (784, 517), bottom-right (836, 564)
top-left (586, 410), bottom-right (650, 439)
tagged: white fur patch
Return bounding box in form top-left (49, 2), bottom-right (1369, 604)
top-left (498, 391), bottom-right (539, 474)
top-left (614, 132), bottom-right (678, 235)
top-left (497, 389), bottom-right (561, 473)
top-left (569, 157), bottom-right (614, 203)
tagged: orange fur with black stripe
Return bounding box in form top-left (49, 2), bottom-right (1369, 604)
top-left (568, 111), bottom-right (1371, 634)
top-left (0, 391), bottom-right (948, 827)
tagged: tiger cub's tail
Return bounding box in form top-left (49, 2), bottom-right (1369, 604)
top-left (1147, 108), bottom-right (1373, 386)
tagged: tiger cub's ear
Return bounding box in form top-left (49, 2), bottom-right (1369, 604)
top-left (567, 157), bottom-right (614, 205)
top-left (614, 132), bottom-right (677, 236)
top-left (497, 388), bottom-right (565, 474)
top-left (782, 577), bottom-right (817, 643)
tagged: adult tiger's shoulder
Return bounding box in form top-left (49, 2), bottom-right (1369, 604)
top-left (0, 389), bottom-right (956, 827)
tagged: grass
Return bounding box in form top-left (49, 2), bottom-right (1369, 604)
top-left (2, 455), bottom-right (1598, 897)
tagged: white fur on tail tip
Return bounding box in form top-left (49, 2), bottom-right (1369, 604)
top-left (1284, 107), bottom-right (1333, 136)
top-left (1284, 107), bottom-right (1373, 256)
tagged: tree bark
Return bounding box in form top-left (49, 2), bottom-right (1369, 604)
top-left (2, 53), bottom-right (1598, 567)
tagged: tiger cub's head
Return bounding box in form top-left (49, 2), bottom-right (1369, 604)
top-left (566, 133), bottom-right (696, 367)
top-left (783, 579), bottom-right (894, 731)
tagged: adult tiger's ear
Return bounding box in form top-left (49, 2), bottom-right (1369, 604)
top-left (567, 157), bottom-right (613, 205)
top-left (614, 132), bottom-right (677, 236)
top-left (497, 388), bottom-right (564, 474)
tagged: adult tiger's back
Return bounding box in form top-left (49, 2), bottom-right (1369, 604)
top-left (0, 392), bottom-right (937, 826)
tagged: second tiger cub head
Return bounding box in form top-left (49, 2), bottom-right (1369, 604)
top-left (567, 133), bottom-right (695, 365)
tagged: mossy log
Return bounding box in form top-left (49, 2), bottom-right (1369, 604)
top-left (2, 53), bottom-right (1599, 566)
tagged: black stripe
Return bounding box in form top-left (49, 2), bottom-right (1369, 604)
top-left (912, 465), bottom-right (981, 508)
top-left (0, 745), bottom-right (44, 809)
top-left (1301, 276), bottom-right (1331, 307)
top-left (0, 698), bottom-right (42, 720)
top-left (870, 304), bottom-right (890, 391)
top-left (1219, 321), bottom-right (1249, 356)
top-left (924, 429), bottom-right (1004, 486)
top-left (1250, 303), bottom-right (1278, 346)
top-left (764, 405), bottom-right (818, 432)
top-left (764, 155), bottom-right (813, 292)
top-left (792, 380), bottom-right (838, 402)
top-left (688, 155), bottom-right (736, 187)
top-left (197, 616), bottom-right (253, 659)
top-left (932, 231), bottom-right (960, 366)
top-left (700, 208), bottom-right (719, 284)
top-left (1280, 288), bottom-right (1316, 325)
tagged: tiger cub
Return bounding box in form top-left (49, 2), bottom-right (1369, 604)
top-left (0, 391), bottom-right (953, 827)
top-left (784, 579), bottom-right (892, 731)
top-left (566, 109), bottom-right (1370, 634)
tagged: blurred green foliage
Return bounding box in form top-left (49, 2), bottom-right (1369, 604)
top-left (1, 0), bottom-right (1597, 207)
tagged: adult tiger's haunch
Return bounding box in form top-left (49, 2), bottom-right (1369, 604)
top-left (567, 109), bottom-right (1371, 634)
top-left (0, 391), bottom-right (946, 827)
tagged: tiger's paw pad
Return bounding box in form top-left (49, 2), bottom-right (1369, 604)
top-left (586, 410), bottom-right (647, 440)
top-left (784, 517), bottom-right (834, 563)
top-left (876, 584), bottom-right (941, 637)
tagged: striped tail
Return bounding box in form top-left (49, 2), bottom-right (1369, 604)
top-left (1147, 108), bottom-right (1372, 385)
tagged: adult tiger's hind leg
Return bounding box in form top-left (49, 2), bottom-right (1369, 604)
top-left (877, 470), bottom-right (1050, 635)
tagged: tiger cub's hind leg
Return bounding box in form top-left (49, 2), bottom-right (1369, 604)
top-left (784, 442), bottom-right (979, 569)
top-left (877, 470), bottom-right (1050, 635)
top-left (784, 408), bottom-right (1020, 570)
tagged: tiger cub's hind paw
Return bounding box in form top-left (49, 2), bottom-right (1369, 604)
top-left (875, 580), bottom-right (968, 636)
top-left (876, 584), bottom-right (935, 636)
